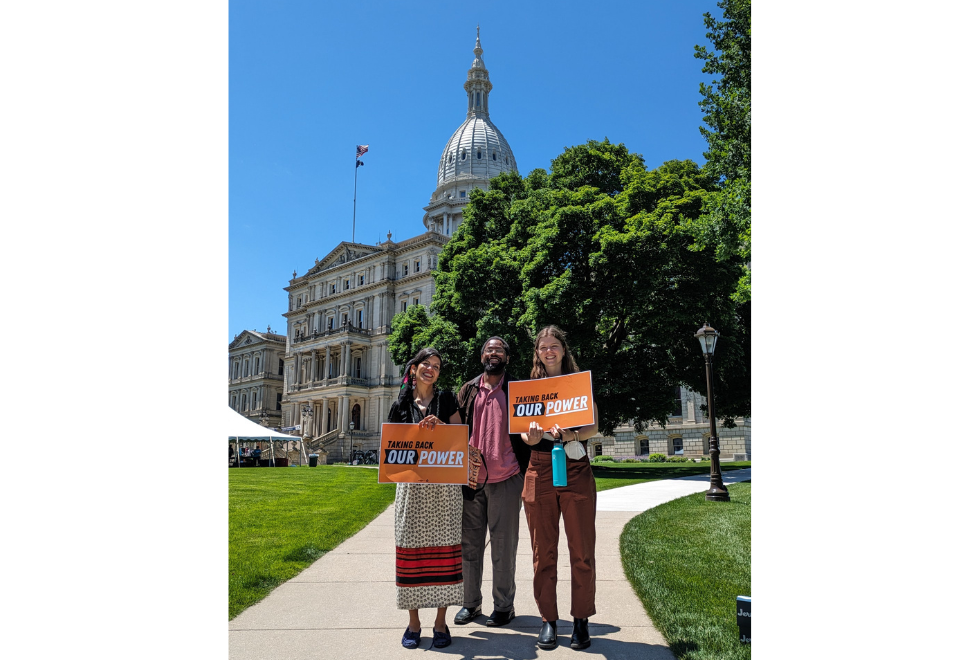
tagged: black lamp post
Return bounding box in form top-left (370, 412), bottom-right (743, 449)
top-left (695, 323), bottom-right (730, 502)
top-left (348, 421), bottom-right (355, 463)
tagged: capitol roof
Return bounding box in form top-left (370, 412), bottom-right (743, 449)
top-left (435, 29), bottom-right (518, 189)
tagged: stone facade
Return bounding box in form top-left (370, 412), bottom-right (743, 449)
top-left (228, 328), bottom-right (287, 428)
top-left (279, 233), bottom-right (450, 461)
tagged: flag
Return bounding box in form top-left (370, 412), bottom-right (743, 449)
top-left (356, 144), bottom-right (369, 157)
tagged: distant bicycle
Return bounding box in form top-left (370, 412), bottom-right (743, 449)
top-left (362, 450), bottom-right (378, 465)
top-left (350, 449), bottom-right (365, 465)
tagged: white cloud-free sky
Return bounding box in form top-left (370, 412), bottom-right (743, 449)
top-left (229, 0), bottom-right (721, 341)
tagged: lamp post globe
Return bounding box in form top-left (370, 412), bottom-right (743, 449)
top-left (695, 323), bottom-right (730, 502)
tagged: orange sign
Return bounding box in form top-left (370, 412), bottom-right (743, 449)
top-left (378, 423), bottom-right (471, 484)
top-left (507, 371), bottom-right (595, 434)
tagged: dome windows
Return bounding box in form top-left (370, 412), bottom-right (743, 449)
top-left (492, 151), bottom-right (497, 161)
top-left (461, 149), bottom-right (467, 161)
top-left (477, 149), bottom-right (482, 160)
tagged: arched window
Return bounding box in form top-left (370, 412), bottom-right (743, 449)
top-left (355, 357), bottom-right (362, 378)
top-left (243, 360), bottom-right (249, 377)
top-left (254, 356), bottom-right (260, 374)
top-left (492, 151), bottom-right (496, 161)
top-left (351, 404), bottom-right (361, 430)
top-left (461, 149), bottom-right (466, 161)
top-left (251, 391), bottom-right (257, 409)
top-left (477, 149), bottom-right (482, 159)
top-left (233, 362), bottom-right (239, 378)
top-left (278, 358), bottom-right (284, 375)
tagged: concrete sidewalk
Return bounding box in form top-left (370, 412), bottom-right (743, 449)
top-left (229, 468), bottom-right (751, 659)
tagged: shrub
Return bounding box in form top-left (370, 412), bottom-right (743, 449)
top-left (648, 453), bottom-right (666, 463)
top-left (592, 455), bottom-right (615, 463)
top-left (666, 456), bottom-right (688, 463)
top-left (621, 458), bottom-right (641, 463)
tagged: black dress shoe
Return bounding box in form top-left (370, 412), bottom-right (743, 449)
top-left (570, 617), bottom-right (591, 650)
top-left (454, 606), bottom-right (482, 625)
top-left (537, 620), bottom-right (558, 649)
top-left (485, 609), bottom-right (515, 627)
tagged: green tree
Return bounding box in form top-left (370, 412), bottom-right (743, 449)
top-left (690, 0), bottom-right (751, 302)
top-left (399, 140), bottom-right (749, 433)
top-left (386, 303), bottom-right (469, 391)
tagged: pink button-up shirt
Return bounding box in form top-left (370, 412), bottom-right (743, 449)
top-left (470, 375), bottom-right (520, 484)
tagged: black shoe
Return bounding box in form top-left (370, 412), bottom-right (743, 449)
top-left (432, 626), bottom-right (452, 649)
top-left (537, 620), bottom-right (558, 649)
top-left (486, 609), bottom-right (515, 627)
top-left (453, 606), bottom-right (482, 625)
top-left (570, 617), bottom-right (591, 650)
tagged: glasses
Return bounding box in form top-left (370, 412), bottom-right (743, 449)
top-left (419, 361), bottom-right (441, 372)
top-left (484, 347), bottom-right (507, 355)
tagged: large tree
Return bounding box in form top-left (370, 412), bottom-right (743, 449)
top-left (689, 0), bottom-right (751, 303)
top-left (391, 139), bottom-right (749, 434)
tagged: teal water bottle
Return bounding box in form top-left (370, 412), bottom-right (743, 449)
top-left (552, 442), bottom-right (567, 487)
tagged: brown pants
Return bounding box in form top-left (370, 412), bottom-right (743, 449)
top-left (522, 451), bottom-right (597, 621)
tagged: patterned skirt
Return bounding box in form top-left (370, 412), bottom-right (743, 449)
top-left (393, 483), bottom-right (464, 610)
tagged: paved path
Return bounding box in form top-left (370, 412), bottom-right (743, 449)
top-left (229, 468), bottom-right (751, 659)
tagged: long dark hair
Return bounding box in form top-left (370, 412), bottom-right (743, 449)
top-left (395, 347), bottom-right (444, 415)
top-left (529, 325), bottom-right (579, 379)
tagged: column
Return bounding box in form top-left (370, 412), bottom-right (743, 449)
top-left (322, 396), bottom-right (329, 433)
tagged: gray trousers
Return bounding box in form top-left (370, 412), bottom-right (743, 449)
top-left (460, 471), bottom-right (524, 612)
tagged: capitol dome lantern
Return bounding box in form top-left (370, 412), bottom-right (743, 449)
top-left (423, 28), bottom-right (519, 236)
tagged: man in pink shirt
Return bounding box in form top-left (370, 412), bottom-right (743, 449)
top-left (453, 337), bottom-right (531, 627)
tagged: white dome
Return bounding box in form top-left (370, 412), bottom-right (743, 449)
top-left (436, 116), bottom-right (518, 187)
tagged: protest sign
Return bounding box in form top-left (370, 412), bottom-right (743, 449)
top-left (378, 423), bottom-right (471, 484)
top-left (507, 371), bottom-right (595, 434)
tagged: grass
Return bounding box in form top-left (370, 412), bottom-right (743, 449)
top-left (228, 461), bottom-right (752, 660)
top-left (229, 466), bottom-right (395, 619)
top-left (620, 481), bottom-right (751, 660)
top-left (592, 461), bottom-right (751, 492)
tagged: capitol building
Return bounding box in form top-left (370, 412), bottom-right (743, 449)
top-left (230, 31), bottom-right (750, 463)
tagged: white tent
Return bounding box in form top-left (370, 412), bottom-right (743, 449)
top-left (228, 407), bottom-right (307, 467)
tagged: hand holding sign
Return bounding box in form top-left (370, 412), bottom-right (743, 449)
top-left (508, 371), bottom-right (595, 434)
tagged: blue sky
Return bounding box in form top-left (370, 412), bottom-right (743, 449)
top-left (230, 0), bottom-right (722, 341)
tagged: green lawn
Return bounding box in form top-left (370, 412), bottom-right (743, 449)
top-left (620, 481), bottom-right (751, 660)
top-left (592, 461), bottom-right (751, 492)
top-left (228, 461), bottom-right (752, 660)
top-left (229, 466), bottom-right (395, 619)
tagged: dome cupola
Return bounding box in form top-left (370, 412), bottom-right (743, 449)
top-left (434, 28), bottom-right (518, 191)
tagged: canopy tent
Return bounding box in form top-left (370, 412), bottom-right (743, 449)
top-left (228, 407), bottom-right (307, 467)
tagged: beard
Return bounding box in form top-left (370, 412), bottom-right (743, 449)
top-left (483, 358), bottom-right (506, 375)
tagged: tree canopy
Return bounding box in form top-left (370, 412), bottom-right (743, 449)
top-left (689, 0), bottom-right (752, 302)
top-left (390, 139), bottom-right (750, 434)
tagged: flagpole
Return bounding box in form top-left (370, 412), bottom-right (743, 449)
top-left (352, 145), bottom-right (367, 244)
top-left (352, 160), bottom-right (358, 243)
